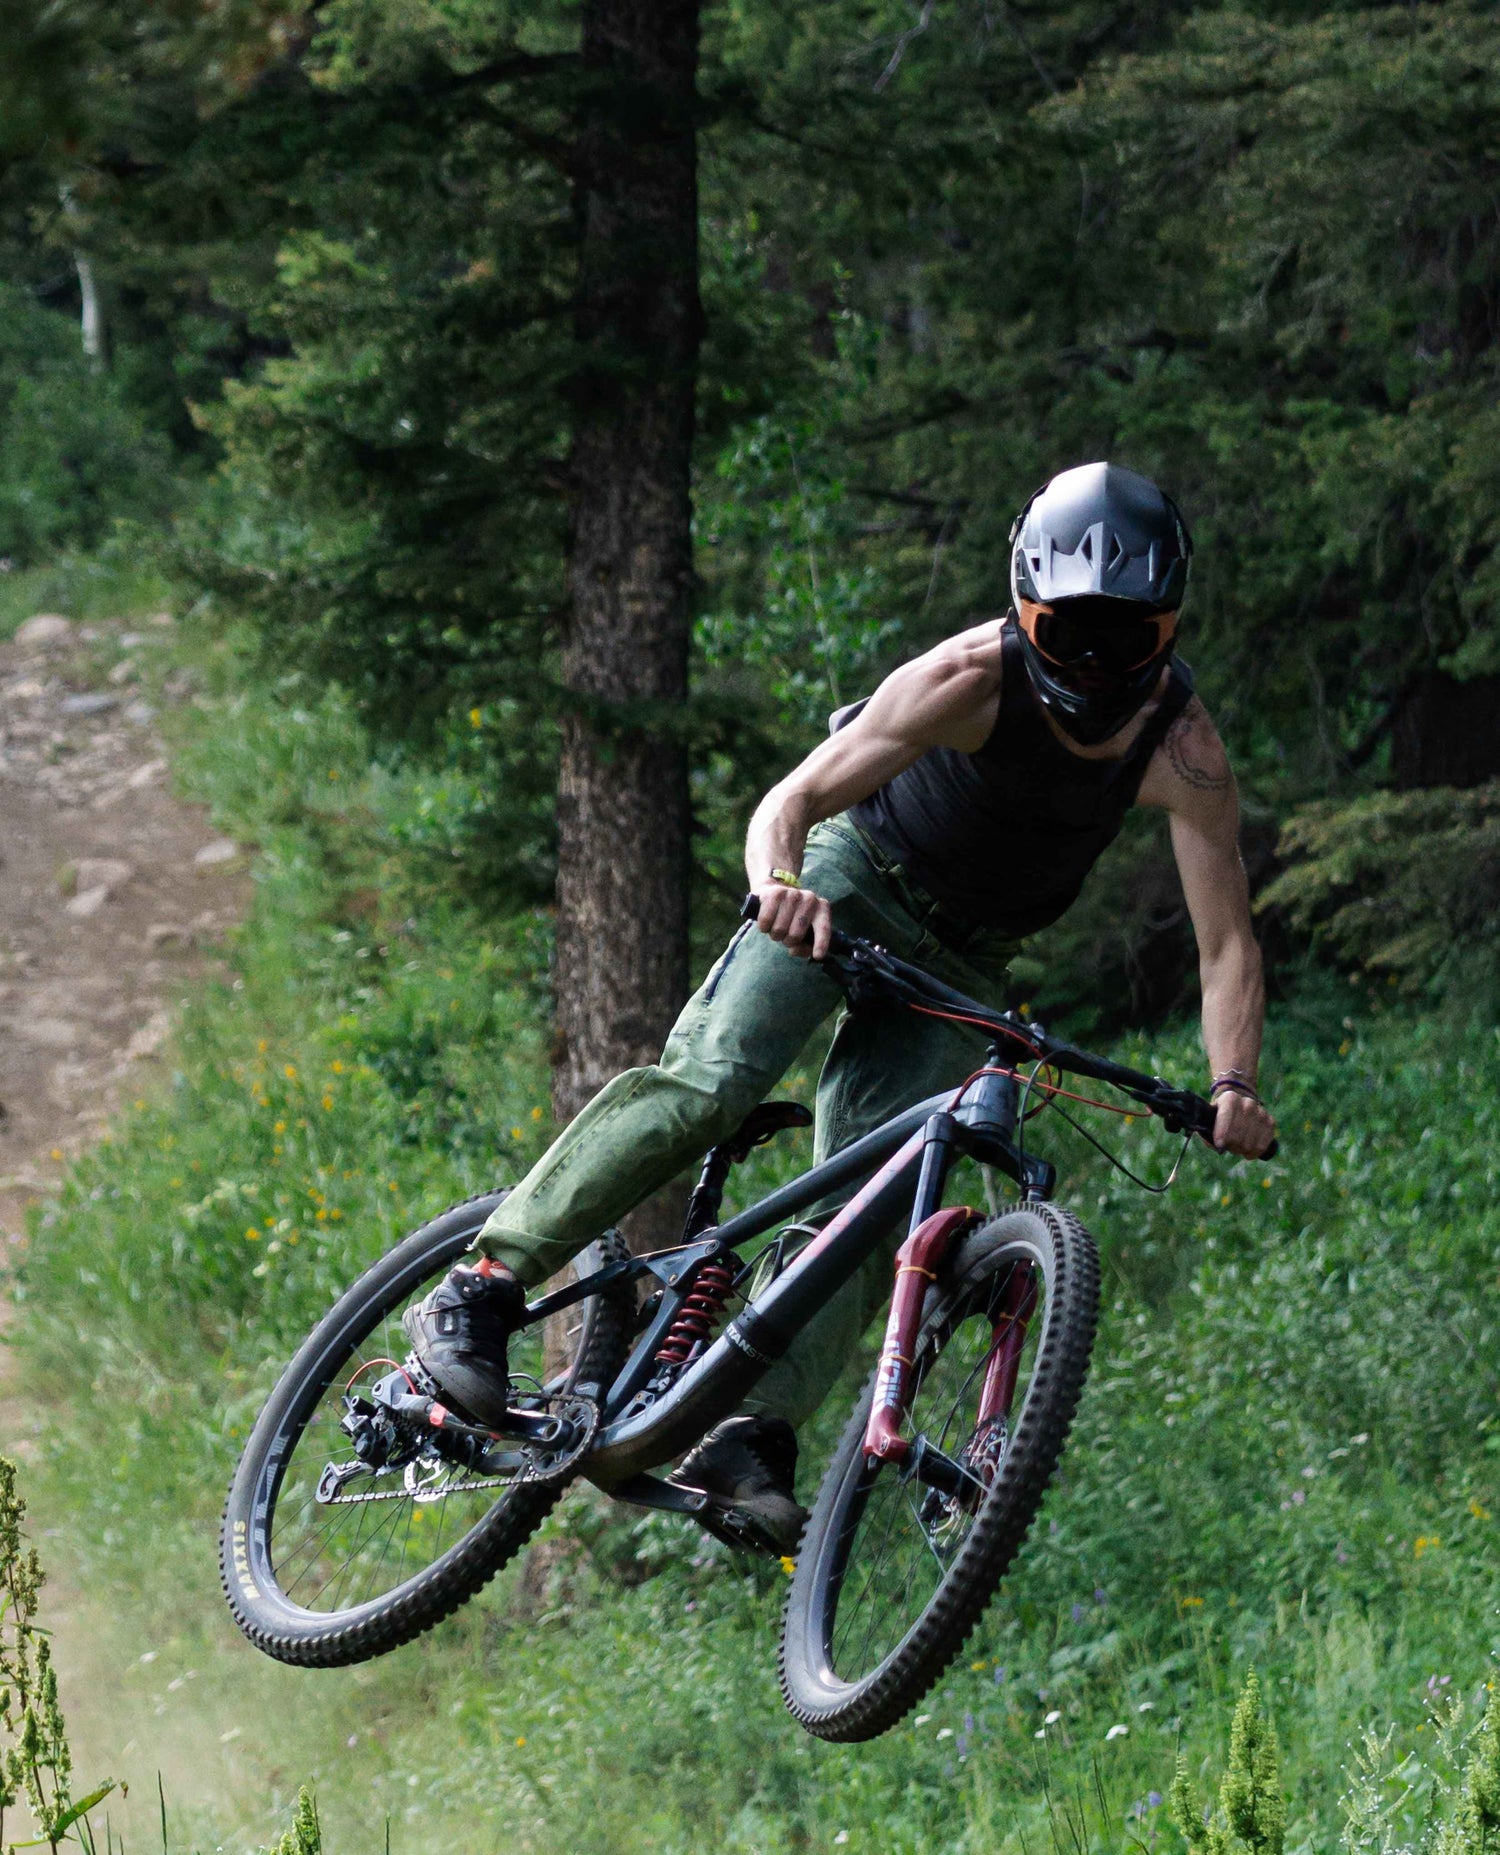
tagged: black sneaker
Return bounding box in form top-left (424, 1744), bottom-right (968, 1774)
top-left (402, 1262), bottom-right (526, 1429)
top-left (670, 1416), bottom-right (808, 1557)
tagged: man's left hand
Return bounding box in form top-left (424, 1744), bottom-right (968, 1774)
top-left (1212, 1089), bottom-right (1277, 1159)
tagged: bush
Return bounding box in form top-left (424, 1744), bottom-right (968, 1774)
top-left (0, 285), bottom-right (174, 565)
top-left (1260, 785), bottom-right (1500, 1008)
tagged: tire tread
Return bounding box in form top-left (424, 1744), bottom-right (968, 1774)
top-left (779, 1202), bottom-right (1099, 1741)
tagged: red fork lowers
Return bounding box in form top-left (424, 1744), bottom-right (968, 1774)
top-left (864, 1207), bottom-right (978, 1465)
top-left (975, 1262), bottom-right (1038, 1434)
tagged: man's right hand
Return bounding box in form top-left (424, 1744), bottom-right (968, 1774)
top-left (753, 881), bottom-right (835, 960)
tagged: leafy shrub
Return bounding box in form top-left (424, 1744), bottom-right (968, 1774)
top-left (0, 286), bottom-right (174, 565)
top-left (1260, 785), bottom-right (1500, 1006)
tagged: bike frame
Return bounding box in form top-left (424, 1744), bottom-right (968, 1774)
top-left (488, 911), bottom-right (1253, 1519)
top-left (518, 1058), bottom-right (1056, 1499)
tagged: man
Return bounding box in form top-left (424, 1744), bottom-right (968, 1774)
top-left (405, 461), bottom-right (1278, 1551)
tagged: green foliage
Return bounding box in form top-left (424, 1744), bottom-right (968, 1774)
top-left (0, 550), bottom-right (178, 644)
top-left (1223, 1673), bottom-right (1286, 1855)
top-left (0, 285), bottom-right (174, 566)
top-left (1260, 785), bottom-right (1500, 1005)
top-left (699, 412), bottom-right (904, 733)
top-left (5, 0), bottom-right (1499, 1017)
top-left (268, 1787), bottom-right (322, 1855)
top-left (0, 1456), bottom-right (115, 1851)
top-left (1343, 1688), bottom-right (1500, 1855)
top-left (1439, 1689), bottom-right (1500, 1855)
top-left (4, 617), bottom-right (1500, 1854)
top-left (1170, 1673), bottom-right (1284, 1855)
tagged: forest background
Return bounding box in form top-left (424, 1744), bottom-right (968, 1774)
top-left (1, 0), bottom-right (1499, 1851)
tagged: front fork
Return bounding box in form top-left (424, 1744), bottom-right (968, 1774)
top-left (975, 1263), bottom-right (1038, 1433)
top-left (862, 1064), bottom-right (1047, 1471)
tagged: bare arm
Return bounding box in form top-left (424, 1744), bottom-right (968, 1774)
top-left (746, 622), bottom-right (1003, 957)
top-left (1139, 697), bottom-right (1277, 1159)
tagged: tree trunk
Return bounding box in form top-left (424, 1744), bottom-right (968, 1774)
top-left (1392, 671), bottom-right (1500, 789)
top-left (74, 251), bottom-right (104, 369)
top-left (553, 0), bottom-right (701, 1245)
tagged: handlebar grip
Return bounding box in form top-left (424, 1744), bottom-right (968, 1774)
top-left (739, 892), bottom-right (853, 959)
top-left (1260, 1137), bottom-right (1279, 1161)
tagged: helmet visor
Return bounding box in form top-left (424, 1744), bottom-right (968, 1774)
top-left (1018, 597), bottom-right (1177, 675)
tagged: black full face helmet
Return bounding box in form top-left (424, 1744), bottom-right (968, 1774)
top-left (1009, 462), bottom-right (1193, 745)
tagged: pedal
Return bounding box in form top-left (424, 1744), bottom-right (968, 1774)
top-left (610, 1475), bottom-right (789, 1561)
top-left (687, 1500), bottom-right (789, 1562)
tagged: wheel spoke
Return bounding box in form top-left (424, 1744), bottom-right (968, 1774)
top-left (231, 1225), bottom-right (627, 1633)
top-left (822, 1248), bottom-right (1048, 1684)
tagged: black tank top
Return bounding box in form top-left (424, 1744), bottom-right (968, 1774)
top-left (847, 627), bottom-right (1195, 938)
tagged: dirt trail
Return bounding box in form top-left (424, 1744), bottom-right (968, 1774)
top-left (0, 610), bottom-right (275, 1841)
top-left (0, 611), bottom-right (248, 1247)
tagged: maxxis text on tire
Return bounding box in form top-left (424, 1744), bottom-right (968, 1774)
top-left (220, 1190), bottom-right (631, 1667)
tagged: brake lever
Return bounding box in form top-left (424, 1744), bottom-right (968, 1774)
top-left (1147, 1082), bottom-right (1278, 1161)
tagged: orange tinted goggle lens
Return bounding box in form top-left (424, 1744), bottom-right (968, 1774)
top-left (1019, 601), bottom-right (1176, 673)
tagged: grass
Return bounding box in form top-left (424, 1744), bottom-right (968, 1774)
top-left (8, 599), bottom-right (1500, 1852)
top-left (0, 537), bottom-right (179, 641)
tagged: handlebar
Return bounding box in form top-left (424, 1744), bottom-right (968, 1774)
top-left (739, 893), bottom-right (1277, 1162)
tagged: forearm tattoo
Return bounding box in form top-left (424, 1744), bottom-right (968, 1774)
top-left (1164, 705), bottom-right (1232, 792)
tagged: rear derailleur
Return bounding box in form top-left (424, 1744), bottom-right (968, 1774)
top-left (315, 1361), bottom-right (599, 1505)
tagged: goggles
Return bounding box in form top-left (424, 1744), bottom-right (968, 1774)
top-left (1017, 597), bottom-right (1177, 675)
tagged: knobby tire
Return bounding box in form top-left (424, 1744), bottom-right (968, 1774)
top-left (779, 1203), bottom-right (1099, 1741)
top-left (220, 1191), bottom-right (630, 1667)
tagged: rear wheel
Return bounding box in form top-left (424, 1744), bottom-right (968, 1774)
top-left (780, 1203), bottom-right (1098, 1741)
top-left (221, 1191), bottom-right (630, 1667)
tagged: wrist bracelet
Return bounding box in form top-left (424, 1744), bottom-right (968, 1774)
top-left (1210, 1076), bottom-right (1262, 1105)
top-left (770, 868), bottom-right (802, 889)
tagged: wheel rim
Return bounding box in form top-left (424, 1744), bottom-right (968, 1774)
top-left (246, 1228), bottom-right (592, 1622)
top-left (818, 1244), bottom-right (1048, 1687)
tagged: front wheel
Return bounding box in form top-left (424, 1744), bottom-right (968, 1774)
top-left (221, 1191), bottom-right (631, 1668)
top-left (780, 1202), bottom-right (1098, 1741)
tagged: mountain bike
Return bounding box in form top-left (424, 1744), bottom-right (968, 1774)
top-left (221, 902), bottom-right (1273, 1741)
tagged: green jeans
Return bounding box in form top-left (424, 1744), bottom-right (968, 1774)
top-left (480, 815), bottom-right (1018, 1429)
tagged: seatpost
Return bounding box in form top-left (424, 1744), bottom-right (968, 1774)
top-left (682, 1148), bottom-right (734, 1240)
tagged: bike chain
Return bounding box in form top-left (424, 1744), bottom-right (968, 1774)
top-left (319, 1391), bottom-right (601, 1506)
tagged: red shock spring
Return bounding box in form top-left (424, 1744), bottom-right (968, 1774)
top-left (656, 1258), bottom-right (739, 1368)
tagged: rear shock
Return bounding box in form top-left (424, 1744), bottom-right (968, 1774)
top-left (650, 1254), bottom-right (743, 1384)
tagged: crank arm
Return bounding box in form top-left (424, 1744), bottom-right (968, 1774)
top-left (386, 1391), bottom-right (566, 1447)
top-left (609, 1473), bottom-right (711, 1516)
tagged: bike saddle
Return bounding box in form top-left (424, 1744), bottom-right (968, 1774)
top-left (722, 1100), bottom-right (813, 1165)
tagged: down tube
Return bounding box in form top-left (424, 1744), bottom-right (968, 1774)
top-left (582, 1127), bottom-right (930, 1489)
